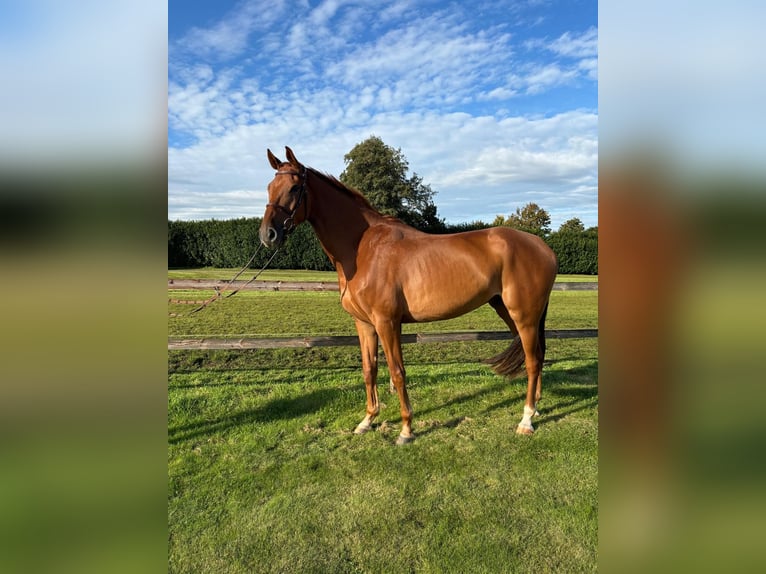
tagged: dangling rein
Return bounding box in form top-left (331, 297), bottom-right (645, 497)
top-left (170, 166), bottom-right (306, 316)
top-left (168, 244), bottom-right (282, 315)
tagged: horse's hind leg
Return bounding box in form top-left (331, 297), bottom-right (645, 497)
top-left (515, 322), bottom-right (545, 435)
top-left (488, 295), bottom-right (517, 333)
top-left (375, 319), bottom-right (414, 445)
top-left (488, 295), bottom-right (545, 434)
top-left (353, 319), bottom-right (380, 435)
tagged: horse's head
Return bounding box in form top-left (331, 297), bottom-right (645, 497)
top-left (259, 146), bottom-right (309, 248)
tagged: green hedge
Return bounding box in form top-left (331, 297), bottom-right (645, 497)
top-left (547, 228), bottom-right (599, 275)
top-left (168, 218), bottom-right (332, 271)
top-left (168, 218), bottom-right (597, 275)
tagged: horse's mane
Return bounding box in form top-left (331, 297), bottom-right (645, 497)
top-left (296, 165), bottom-right (402, 224)
top-left (307, 167), bottom-right (379, 214)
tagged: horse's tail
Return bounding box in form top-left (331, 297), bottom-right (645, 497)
top-left (483, 302), bottom-right (549, 378)
top-left (483, 337), bottom-right (526, 378)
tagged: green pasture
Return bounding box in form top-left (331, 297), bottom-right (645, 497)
top-left (168, 271), bottom-right (598, 573)
top-left (169, 290), bottom-right (596, 339)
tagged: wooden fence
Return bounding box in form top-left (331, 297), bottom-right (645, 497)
top-left (168, 279), bottom-right (597, 293)
top-left (168, 329), bottom-right (597, 350)
top-left (168, 279), bottom-right (597, 350)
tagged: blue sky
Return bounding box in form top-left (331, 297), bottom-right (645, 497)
top-left (168, 0), bottom-right (597, 228)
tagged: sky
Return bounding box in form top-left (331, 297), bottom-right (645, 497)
top-left (168, 0), bottom-right (597, 229)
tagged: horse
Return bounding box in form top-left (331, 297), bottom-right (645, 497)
top-left (259, 147), bottom-right (558, 445)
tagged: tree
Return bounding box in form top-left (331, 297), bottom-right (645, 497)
top-left (557, 217), bottom-right (585, 234)
top-left (340, 135), bottom-right (444, 231)
top-left (495, 203), bottom-right (552, 238)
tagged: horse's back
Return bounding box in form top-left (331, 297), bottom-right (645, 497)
top-left (425, 225), bottom-right (556, 280)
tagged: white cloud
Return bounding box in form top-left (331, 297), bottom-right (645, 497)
top-left (173, 0), bottom-right (288, 60)
top-left (169, 108), bottom-right (597, 227)
top-left (168, 188), bottom-right (268, 221)
top-left (511, 26), bottom-right (598, 94)
top-left (578, 57), bottom-right (598, 81)
top-left (309, 0), bottom-right (343, 26)
top-left (326, 17), bottom-right (511, 102)
top-left (547, 27), bottom-right (598, 59)
top-left (377, 0), bottom-right (416, 22)
top-left (482, 87), bottom-right (519, 100)
top-left (522, 63), bottom-right (580, 94)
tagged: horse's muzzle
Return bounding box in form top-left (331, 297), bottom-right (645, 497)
top-left (259, 223), bottom-right (284, 248)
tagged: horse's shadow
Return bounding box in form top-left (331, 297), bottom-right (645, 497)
top-left (169, 361), bottom-right (597, 444)
top-left (404, 361), bottom-right (598, 438)
top-left (168, 387), bottom-right (342, 444)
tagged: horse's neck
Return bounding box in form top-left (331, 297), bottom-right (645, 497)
top-left (307, 180), bottom-right (380, 280)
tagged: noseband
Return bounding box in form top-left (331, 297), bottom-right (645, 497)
top-left (266, 166), bottom-right (308, 234)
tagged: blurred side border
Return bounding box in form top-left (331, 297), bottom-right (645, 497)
top-left (600, 1), bottom-right (766, 571)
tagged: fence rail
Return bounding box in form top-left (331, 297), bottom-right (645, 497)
top-left (168, 279), bottom-right (597, 293)
top-left (168, 329), bottom-right (597, 350)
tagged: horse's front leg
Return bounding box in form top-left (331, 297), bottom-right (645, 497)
top-left (375, 319), bottom-right (414, 445)
top-left (353, 319), bottom-right (380, 435)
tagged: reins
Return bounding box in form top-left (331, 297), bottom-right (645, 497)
top-left (188, 243), bottom-right (282, 314)
top-left (168, 243), bottom-right (282, 316)
top-left (169, 166), bottom-right (308, 317)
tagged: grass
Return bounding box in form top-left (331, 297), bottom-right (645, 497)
top-left (168, 290), bottom-right (597, 338)
top-left (168, 270), bottom-right (598, 573)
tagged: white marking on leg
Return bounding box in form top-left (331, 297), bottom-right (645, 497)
top-left (354, 415), bottom-right (374, 434)
top-left (518, 404), bottom-right (536, 431)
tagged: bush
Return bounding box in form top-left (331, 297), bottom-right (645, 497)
top-left (547, 228), bottom-right (598, 274)
top-left (168, 218), bottom-right (332, 271)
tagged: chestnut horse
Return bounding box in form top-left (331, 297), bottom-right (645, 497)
top-left (260, 147), bottom-right (557, 444)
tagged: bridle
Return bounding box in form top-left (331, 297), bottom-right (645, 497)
top-left (266, 166), bottom-right (308, 234)
top-left (174, 166), bottom-right (308, 316)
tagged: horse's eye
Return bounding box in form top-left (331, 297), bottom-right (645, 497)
top-left (289, 185), bottom-right (299, 195)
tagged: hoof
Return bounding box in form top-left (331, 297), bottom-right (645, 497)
top-left (516, 424), bottom-right (535, 436)
top-left (354, 422), bottom-right (372, 435)
top-left (395, 433), bottom-right (415, 446)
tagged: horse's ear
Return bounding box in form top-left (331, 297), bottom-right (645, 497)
top-left (285, 146), bottom-right (301, 168)
top-left (267, 149), bottom-right (282, 170)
